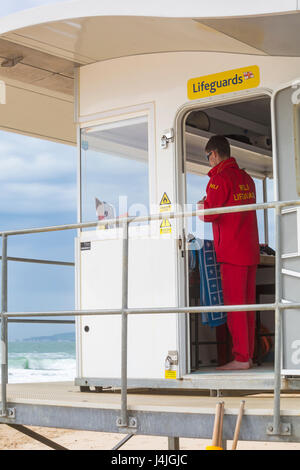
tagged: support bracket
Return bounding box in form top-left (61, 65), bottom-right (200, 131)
top-left (6, 424), bottom-right (68, 450)
top-left (112, 433), bottom-right (135, 450)
top-left (266, 422), bottom-right (292, 436)
top-left (0, 408), bottom-right (16, 419)
top-left (116, 416), bottom-right (138, 433)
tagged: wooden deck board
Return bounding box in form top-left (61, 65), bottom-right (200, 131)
top-left (2, 381), bottom-right (300, 417)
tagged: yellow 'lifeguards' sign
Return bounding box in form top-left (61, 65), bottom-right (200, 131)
top-left (187, 66), bottom-right (260, 100)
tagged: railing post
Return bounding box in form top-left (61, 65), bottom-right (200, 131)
top-left (270, 205), bottom-right (283, 435)
top-left (1, 234), bottom-right (8, 417)
top-left (120, 219), bottom-right (129, 428)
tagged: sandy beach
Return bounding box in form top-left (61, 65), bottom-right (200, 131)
top-left (1, 425), bottom-right (300, 450)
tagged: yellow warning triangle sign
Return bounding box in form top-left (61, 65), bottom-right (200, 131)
top-left (160, 218), bottom-right (172, 234)
top-left (160, 219), bottom-right (171, 228)
top-left (160, 192), bottom-right (171, 206)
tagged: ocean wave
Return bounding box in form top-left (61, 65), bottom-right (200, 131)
top-left (4, 342), bottom-right (77, 384)
top-left (8, 353), bottom-right (76, 371)
top-left (8, 368), bottom-right (76, 384)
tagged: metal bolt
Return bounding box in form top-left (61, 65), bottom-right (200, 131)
top-left (129, 418), bottom-right (137, 427)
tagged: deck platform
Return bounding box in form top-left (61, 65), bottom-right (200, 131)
top-left (76, 365), bottom-right (300, 392)
top-left (1, 381), bottom-right (300, 443)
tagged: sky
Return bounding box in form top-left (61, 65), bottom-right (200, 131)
top-left (0, 0), bottom-right (67, 17)
top-left (1, 0), bottom-right (76, 340)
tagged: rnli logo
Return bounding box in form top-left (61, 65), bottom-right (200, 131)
top-left (187, 66), bottom-right (260, 100)
top-left (233, 183), bottom-right (255, 201)
top-left (233, 192), bottom-right (255, 202)
top-left (243, 71), bottom-right (255, 80)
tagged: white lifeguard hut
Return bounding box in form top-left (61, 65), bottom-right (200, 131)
top-left (1, 1), bottom-right (300, 393)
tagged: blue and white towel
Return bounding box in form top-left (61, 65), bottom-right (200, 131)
top-left (189, 238), bottom-right (227, 327)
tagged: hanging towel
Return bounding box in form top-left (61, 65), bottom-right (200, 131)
top-left (188, 238), bottom-right (227, 327)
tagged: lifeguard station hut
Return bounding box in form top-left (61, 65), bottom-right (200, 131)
top-left (1, 0), bottom-right (300, 447)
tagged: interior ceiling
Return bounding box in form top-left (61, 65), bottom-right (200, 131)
top-left (87, 121), bottom-right (148, 152)
top-left (217, 98), bottom-right (271, 128)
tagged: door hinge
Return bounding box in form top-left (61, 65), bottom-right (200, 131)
top-left (160, 129), bottom-right (174, 149)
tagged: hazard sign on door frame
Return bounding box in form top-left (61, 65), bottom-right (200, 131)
top-left (160, 219), bottom-right (172, 234)
top-left (160, 192), bottom-right (172, 213)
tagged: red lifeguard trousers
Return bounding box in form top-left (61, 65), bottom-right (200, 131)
top-left (219, 263), bottom-right (257, 362)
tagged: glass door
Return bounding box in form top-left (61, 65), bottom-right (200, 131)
top-left (81, 115), bottom-right (150, 228)
top-left (272, 83), bottom-right (300, 374)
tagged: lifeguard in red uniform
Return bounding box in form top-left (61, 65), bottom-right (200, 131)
top-left (198, 135), bottom-right (260, 370)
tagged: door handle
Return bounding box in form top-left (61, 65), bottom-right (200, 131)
top-left (178, 236), bottom-right (183, 250)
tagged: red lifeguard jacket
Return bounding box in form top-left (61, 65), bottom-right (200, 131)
top-left (200, 157), bottom-right (260, 266)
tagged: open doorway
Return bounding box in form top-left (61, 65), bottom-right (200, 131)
top-left (183, 95), bottom-right (275, 374)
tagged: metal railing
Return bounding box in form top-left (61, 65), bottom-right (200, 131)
top-left (1, 198), bottom-right (300, 436)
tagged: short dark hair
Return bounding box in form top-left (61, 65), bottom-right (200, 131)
top-left (205, 135), bottom-right (230, 159)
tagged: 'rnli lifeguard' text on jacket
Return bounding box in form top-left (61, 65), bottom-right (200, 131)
top-left (201, 157), bottom-right (260, 266)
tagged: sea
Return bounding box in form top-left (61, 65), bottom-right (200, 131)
top-left (6, 334), bottom-right (76, 384)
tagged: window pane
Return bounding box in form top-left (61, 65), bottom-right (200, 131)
top-left (186, 172), bottom-right (212, 240)
top-left (81, 117), bottom-right (149, 227)
top-left (254, 177), bottom-right (264, 244)
top-left (294, 103), bottom-right (300, 196)
top-left (267, 178), bottom-right (275, 249)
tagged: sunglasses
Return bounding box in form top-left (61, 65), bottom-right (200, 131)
top-left (205, 150), bottom-right (213, 161)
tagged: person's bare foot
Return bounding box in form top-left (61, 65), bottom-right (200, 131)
top-left (216, 360), bottom-right (250, 371)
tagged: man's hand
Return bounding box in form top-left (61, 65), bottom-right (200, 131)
top-left (197, 197), bottom-right (206, 220)
top-left (197, 196), bottom-right (206, 207)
